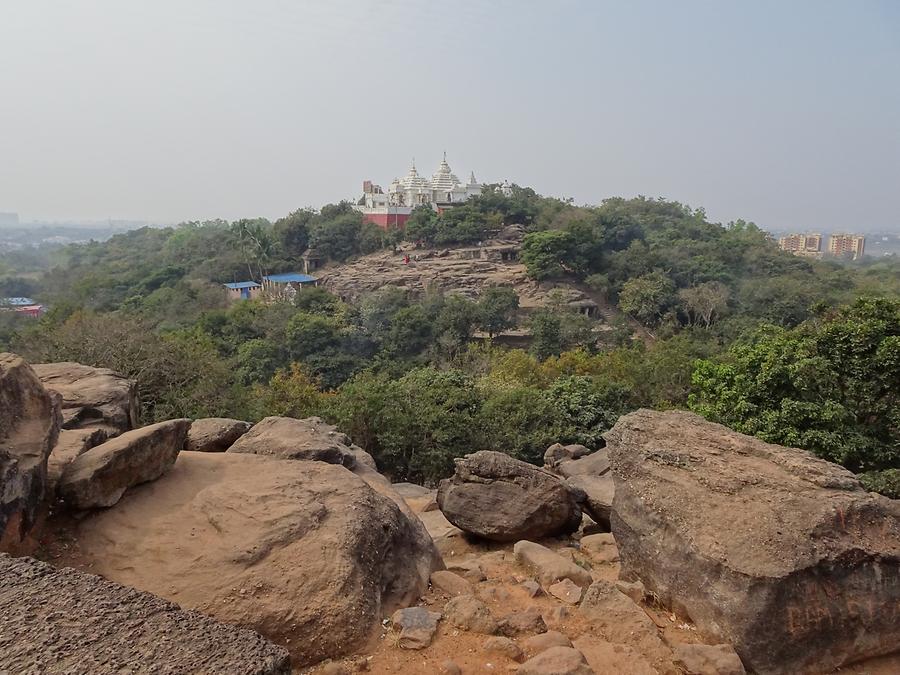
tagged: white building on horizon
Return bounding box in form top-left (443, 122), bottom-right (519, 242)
top-left (358, 153), bottom-right (483, 229)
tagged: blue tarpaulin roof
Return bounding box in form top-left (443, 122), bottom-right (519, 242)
top-left (263, 273), bottom-right (317, 283)
top-left (223, 281), bottom-right (261, 289)
top-left (1, 297), bottom-right (38, 306)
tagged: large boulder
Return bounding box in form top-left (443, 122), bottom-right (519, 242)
top-left (58, 418), bottom-right (190, 508)
top-left (0, 353), bottom-right (60, 546)
top-left (437, 451), bottom-right (582, 542)
top-left (607, 409), bottom-right (900, 675)
top-left (185, 417), bottom-right (252, 452)
top-left (0, 553), bottom-right (290, 674)
top-left (566, 473), bottom-right (614, 529)
top-left (32, 362), bottom-right (138, 436)
top-left (228, 416), bottom-right (356, 466)
top-left (46, 427), bottom-right (108, 496)
top-left (46, 452), bottom-right (441, 667)
top-left (556, 448), bottom-right (610, 478)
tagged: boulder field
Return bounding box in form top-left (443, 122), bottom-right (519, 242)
top-left (4, 351), bottom-right (900, 673)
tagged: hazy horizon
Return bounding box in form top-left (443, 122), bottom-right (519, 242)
top-left (2, 1), bottom-right (899, 231)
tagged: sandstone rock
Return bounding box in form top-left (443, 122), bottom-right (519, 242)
top-left (513, 540), bottom-right (592, 589)
top-left (674, 643), bottom-right (746, 675)
top-left (0, 553), bottom-right (290, 674)
top-left (437, 451), bottom-right (582, 541)
top-left (517, 646), bottom-right (593, 675)
top-left (431, 570), bottom-right (473, 597)
top-left (615, 579), bottom-right (645, 604)
top-left (544, 443), bottom-right (591, 468)
top-left (607, 409), bottom-right (900, 675)
top-left (58, 418), bottom-right (190, 508)
top-left (185, 417), bottom-right (251, 452)
top-left (580, 532), bottom-right (619, 563)
top-left (521, 579), bottom-right (542, 597)
top-left (548, 578), bottom-right (584, 604)
top-left (579, 579), bottom-right (671, 667)
top-left (49, 452), bottom-right (440, 668)
top-left (541, 606), bottom-right (570, 631)
top-left (0, 353), bottom-right (60, 545)
top-left (498, 606), bottom-right (547, 636)
top-left (391, 606), bottom-right (441, 649)
top-left (574, 638), bottom-right (657, 675)
top-left (46, 427), bottom-right (108, 495)
top-left (556, 448), bottom-right (610, 479)
top-left (483, 636), bottom-right (524, 662)
top-left (566, 473), bottom-right (614, 529)
top-left (228, 416), bottom-right (356, 466)
top-left (32, 361), bottom-right (137, 436)
top-left (444, 594), bottom-right (498, 634)
top-left (524, 631), bottom-right (572, 655)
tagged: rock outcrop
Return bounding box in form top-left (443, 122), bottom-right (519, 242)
top-left (59, 418), bottom-right (190, 508)
top-left (437, 451), bottom-right (582, 542)
top-left (0, 553), bottom-right (290, 674)
top-left (606, 409), bottom-right (900, 675)
top-left (185, 417), bottom-right (252, 452)
top-left (52, 451), bottom-right (441, 667)
top-left (32, 361), bottom-right (138, 436)
top-left (0, 353), bottom-right (60, 545)
top-left (228, 416), bottom-right (357, 466)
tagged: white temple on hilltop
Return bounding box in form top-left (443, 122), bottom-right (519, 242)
top-left (357, 154), bottom-right (483, 229)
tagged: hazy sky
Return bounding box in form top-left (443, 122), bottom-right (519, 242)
top-left (2, 1), bottom-right (899, 231)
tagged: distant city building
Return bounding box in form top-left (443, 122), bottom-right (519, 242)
top-left (827, 233), bottom-right (866, 260)
top-left (778, 233), bottom-right (823, 258)
top-left (0, 212), bottom-right (19, 227)
top-left (357, 153), bottom-right (482, 229)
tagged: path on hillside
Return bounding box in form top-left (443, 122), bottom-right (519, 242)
top-left (569, 281), bottom-right (656, 344)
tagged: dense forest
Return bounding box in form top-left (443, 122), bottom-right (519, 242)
top-left (1, 186), bottom-right (898, 493)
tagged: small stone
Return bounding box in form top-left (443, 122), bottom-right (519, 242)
top-left (440, 659), bottom-right (462, 675)
top-left (431, 570), bottom-right (474, 597)
top-left (517, 646), bottom-right (593, 675)
top-left (521, 580), bottom-right (541, 597)
top-left (444, 595), bottom-right (498, 635)
top-left (513, 541), bottom-right (592, 589)
top-left (483, 636), bottom-right (525, 662)
top-left (547, 579), bottom-right (583, 605)
top-left (523, 631), bottom-right (572, 656)
top-left (498, 607), bottom-right (546, 637)
top-left (391, 607), bottom-right (441, 649)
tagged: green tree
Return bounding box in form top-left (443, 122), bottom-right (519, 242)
top-left (477, 287), bottom-right (519, 338)
top-left (479, 386), bottom-right (566, 464)
top-left (273, 208), bottom-right (313, 257)
top-left (530, 311), bottom-right (563, 360)
top-left (689, 297), bottom-right (900, 473)
top-left (521, 230), bottom-right (581, 280)
top-left (618, 271), bottom-right (676, 325)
